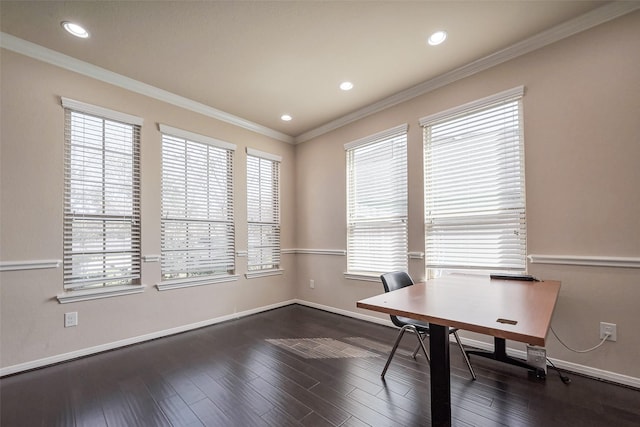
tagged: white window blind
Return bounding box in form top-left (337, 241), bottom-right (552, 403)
top-left (247, 148), bottom-right (281, 272)
top-left (62, 99), bottom-right (142, 291)
top-left (420, 87), bottom-right (526, 277)
top-left (345, 125), bottom-right (408, 276)
top-left (160, 125), bottom-right (235, 281)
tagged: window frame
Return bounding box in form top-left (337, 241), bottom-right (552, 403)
top-left (344, 124), bottom-right (409, 281)
top-left (158, 124), bottom-right (238, 291)
top-left (420, 86), bottom-right (527, 279)
top-left (246, 148), bottom-right (282, 278)
top-left (59, 97), bottom-right (144, 303)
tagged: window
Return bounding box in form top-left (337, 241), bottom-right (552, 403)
top-left (62, 98), bottom-right (142, 294)
top-left (246, 148), bottom-right (281, 275)
top-left (420, 87), bottom-right (526, 278)
top-left (160, 125), bottom-right (236, 288)
top-left (345, 124), bottom-right (408, 279)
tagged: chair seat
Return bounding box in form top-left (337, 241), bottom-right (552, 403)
top-left (396, 317), bottom-right (430, 330)
top-left (395, 316), bottom-right (459, 334)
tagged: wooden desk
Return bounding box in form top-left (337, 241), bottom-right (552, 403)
top-left (357, 275), bottom-right (561, 427)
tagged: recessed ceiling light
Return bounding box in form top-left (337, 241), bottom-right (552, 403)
top-left (428, 30), bottom-right (447, 46)
top-left (61, 21), bottom-right (90, 38)
top-left (340, 81), bottom-right (354, 91)
top-left (281, 114), bottom-right (292, 121)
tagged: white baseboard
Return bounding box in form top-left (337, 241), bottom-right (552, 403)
top-left (295, 299), bottom-right (640, 389)
top-left (458, 336), bottom-right (640, 389)
top-left (0, 299), bottom-right (296, 377)
top-left (3, 298), bottom-right (639, 390)
top-left (297, 299), bottom-right (396, 327)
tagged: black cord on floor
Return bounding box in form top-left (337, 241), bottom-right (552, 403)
top-left (547, 357), bottom-right (571, 384)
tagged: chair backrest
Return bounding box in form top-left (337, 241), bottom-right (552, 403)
top-left (380, 271), bottom-right (415, 328)
top-left (380, 271), bottom-right (414, 293)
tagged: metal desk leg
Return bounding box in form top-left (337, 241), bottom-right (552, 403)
top-left (429, 324), bottom-right (451, 427)
top-left (466, 337), bottom-right (546, 378)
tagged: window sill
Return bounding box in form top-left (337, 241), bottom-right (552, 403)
top-left (344, 273), bottom-right (381, 282)
top-left (245, 269), bottom-right (284, 279)
top-left (156, 274), bottom-right (239, 291)
top-left (57, 285), bottom-right (145, 304)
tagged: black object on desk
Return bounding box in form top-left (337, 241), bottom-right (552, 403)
top-left (490, 273), bottom-right (540, 281)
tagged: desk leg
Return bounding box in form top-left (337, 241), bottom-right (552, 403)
top-left (429, 324), bottom-right (451, 427)
top-left (466, 337), bottom-right (545, 377)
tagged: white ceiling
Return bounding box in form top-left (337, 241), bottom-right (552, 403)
top-left (0, 1), bottom-right (626, 141)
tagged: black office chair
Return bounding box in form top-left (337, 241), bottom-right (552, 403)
top-left (379, 271), bottom-right (476, 380)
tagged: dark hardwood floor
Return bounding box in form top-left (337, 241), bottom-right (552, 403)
top-left (1, 304), bottom-right (638, 426)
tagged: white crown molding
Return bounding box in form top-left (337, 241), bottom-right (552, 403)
top-left (528, 255), bottom-right (640, 269)
top-left (0, 260), bottom-right (61, 272)
top-left (2, 2), bottom-right (637, 147)
top-left (295, 1), bottom-right (640, 144)
top-left (0, 32), bottom-right (294, 145)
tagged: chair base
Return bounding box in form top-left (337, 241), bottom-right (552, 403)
top-left (453, 330), bottom-right (476, 380)
top-left (381, 324), bottom-right (429, 378)
top-left (381, 326), bottom-right (477, 381)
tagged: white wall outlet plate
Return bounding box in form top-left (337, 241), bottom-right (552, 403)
top-left (600, 322), bottom-right (617, 342)
top-left (64, 312), bottom-right (78, 327)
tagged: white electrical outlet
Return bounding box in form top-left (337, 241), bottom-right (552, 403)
top-left (309, 279), bottom-right (315, 289)
top-left (64, 312), bottom-right (78, 327)
top-left (600, 322), bottom-right (617, 341)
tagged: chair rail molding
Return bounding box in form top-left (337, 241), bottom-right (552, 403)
top-left (528, 254), bottom-right (640, 269)
top-left (0, 259), bottom-right (62, 272)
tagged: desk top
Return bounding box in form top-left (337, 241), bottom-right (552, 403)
top-left (357, 275), bottom-right (560, 346)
